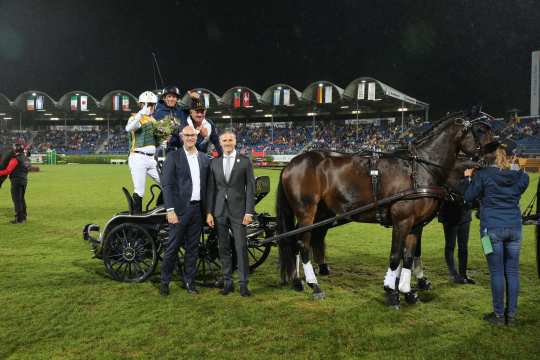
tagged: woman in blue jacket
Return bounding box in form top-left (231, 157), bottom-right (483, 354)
top-left (464, 141), bottom-right (529, 326)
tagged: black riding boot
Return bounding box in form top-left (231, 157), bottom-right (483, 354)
top-left (133, 193), bottom-right (142, 214)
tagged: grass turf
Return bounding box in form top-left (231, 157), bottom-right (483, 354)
top-left (0, 164), bottom-right (539, 359)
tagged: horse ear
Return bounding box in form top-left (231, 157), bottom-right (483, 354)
top-left (467, 104), bottom-right (482, 119)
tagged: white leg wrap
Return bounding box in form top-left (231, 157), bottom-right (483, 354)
top-left (303, 261), bottom-right (318, 284)
top-left (413, 257), bottom-right (424, 279)
top-left (383, 264), bottom-right (402, 290)
top-left (398, 268), bottom-right (412, 293)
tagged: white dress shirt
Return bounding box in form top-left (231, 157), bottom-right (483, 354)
top-left (222, 150), bottom-right (236, 181)
top-left (184, 148), bottom-right (201, 201)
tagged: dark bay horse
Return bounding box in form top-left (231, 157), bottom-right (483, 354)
top-left (276, 112), bottom-right (493, 303)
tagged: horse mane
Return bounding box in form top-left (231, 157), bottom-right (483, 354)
top-left (413, 111), bottom-right (465, 145)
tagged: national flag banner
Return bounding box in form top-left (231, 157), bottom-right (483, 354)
top-left (113, 95), bottom-right (121, 111)
top-left (80, 95), bottom-right (88, 111)
top-left (324, 85), bottom-right (333, 103)
top-left (283, 88), bottom-right (291, 105)
top-left (26, 99), bottom-right (35, 111)
top-left (121, 96), bottom-right (130, 111)
top-left (70, 95), bottom-right (78, 111)
top-left (357, 83), bottom-right (365, 100)
top-left (273, 89), bottom-right (280, 105)
top-left (203, 93), bottom-right (210, 108)
top-left (316, 86), bottom-right (324, 104)
top-left (367, 82), bottom-right (376, 100)
top-left (36, 95), bottom-right (44, 110)
top-left (233, 92), bottom-right (241, 108)
top-left (242, 91), bottom-right (250, 107)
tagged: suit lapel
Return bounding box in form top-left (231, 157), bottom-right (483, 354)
top-left (179, 149), bottom-right (191, 181)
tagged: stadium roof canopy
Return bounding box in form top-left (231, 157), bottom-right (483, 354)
top-left (343, 77), bottom-right (429, 113)
top-left (57, 91), bottom-right (100, 113)
top-left (1, 77), bottom-right (429, 120)
top-left (101, 90), bottom-right (138, 114)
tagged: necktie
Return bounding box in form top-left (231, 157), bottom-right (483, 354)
top-left (225, 156), bottom-right (232, 182)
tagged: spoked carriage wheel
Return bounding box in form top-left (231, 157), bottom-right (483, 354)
top-left (103, 223), bottom-right (158, 283)
top-left (247, 242), bottom-right (271, 272)
top-left (194, 228), bottom-right (222, 287)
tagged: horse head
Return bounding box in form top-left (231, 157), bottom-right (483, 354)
top-left (454, 113), bottom-right (494, 157)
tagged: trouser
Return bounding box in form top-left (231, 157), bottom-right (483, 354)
top-left (216, 208), bottom-right (249, 285)
top-left (485, 227), bottom-right (522, 317)
top-left (11, 180), bottom-right (27, 221)
top-left (128, 152), bottom-right (160, 197)
top-left (443, 222), bottom-right (471, 276)
top-left (160, 203), bottom-right (202, 285)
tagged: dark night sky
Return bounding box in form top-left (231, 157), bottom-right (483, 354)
top-left (1, 0), bottom-right (539, 118)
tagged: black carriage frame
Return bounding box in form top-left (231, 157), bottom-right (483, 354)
top-left (83, 176), bottom-right (276, 285)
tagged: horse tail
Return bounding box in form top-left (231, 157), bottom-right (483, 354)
top-left (276, 169), bottom-right (296, 284)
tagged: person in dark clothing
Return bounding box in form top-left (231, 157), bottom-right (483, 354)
top-left (153, 86), bottom-right (222, 155)
top-left (464, 141), bottom-right (529, 326)
top-left (0, 144), bottom-right (30, 224)
top-left (439, 180), bottom-right (475, 284)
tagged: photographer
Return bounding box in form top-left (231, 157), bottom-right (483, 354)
top-left (464, 141), bottom-right (529, 326)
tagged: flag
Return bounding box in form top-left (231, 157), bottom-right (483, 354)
top-left (367, 82), bottom-right (376, 100)
top-left (242, 91), bottom-right (250, 107)
top-left (203, 93), bottom-right (210, 108)
top-left (283, 88), bottom-right (290, 106)
top-left (273, 89), bottom-right (280, 106)
top-left (113, 95), bottom-right (120, 111)
top-left (122, 96), bottom-right (130, 111)
top-left (357, 83), bottom-right (365, 100)
top-left (80, 95), bottom-right (88, 111)
top-left (324, 85), bottom-right (333, 103)
top-left (26, 99), bottom-right (35, 111)
top-left (233, 92), bottom-right (241, 108)
top-left (36, 95), bottom-right (44, 110)
top-left (70, 95), bottom-right (78, 111)
top-left (316, 86), bottom-right (323, 104)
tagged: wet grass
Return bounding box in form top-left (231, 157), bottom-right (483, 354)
top-left (0, 165), bottom-right (539, 359)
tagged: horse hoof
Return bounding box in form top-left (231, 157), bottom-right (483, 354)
top-left (385, 289), bottom-right (400, 308)
top-left (417, 278), bottom-right (432, 291)
top-left (292, 279), bottom-right (304, 292)
top-left (404, 291), bottom-right (420, 305)
top-left (312, 291), bottom-right (326, 300)
top-left (318, 263), bottom-right (331, 276)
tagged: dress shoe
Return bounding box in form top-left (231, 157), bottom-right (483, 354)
top-left (159, 283), bottom-right (170, 296)
top-left (240, 284), bottom-right (252, 297)
top-left (483, 312), bottom-right (505, 326)
top-left (10, 219), bottom-right (25, 224)
top-left (185, 282), bottom-right (199, 294)
top-left (220, 282), bottom-right (234, 295)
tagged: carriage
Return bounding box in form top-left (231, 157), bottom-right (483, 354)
top-left (83, 176), bottom-right (276, 285)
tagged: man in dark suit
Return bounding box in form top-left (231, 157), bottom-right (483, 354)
top-left (160, 125), bottom-right (210, 296)
top-left (206, 130), bottom-right (255, 297)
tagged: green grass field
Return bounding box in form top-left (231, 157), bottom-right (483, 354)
top-left (1, 165), bottom-right (539, 359)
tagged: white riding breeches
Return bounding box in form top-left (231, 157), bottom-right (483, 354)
top-left (128, 152), bottom-right (160, 197)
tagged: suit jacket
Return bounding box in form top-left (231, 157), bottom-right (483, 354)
top-left (162, 148), bottom-right (210, 216)
top-left (207, 152), bottom-right (255, 220)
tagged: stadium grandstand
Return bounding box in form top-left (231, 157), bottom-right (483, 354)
top-left (1, 77), bottom-right (538, 158)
